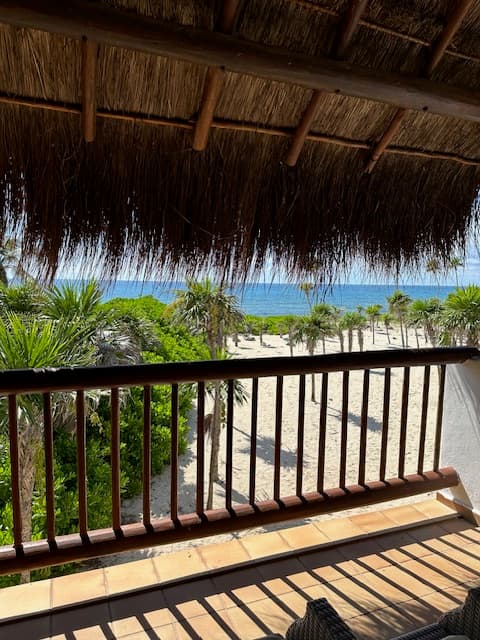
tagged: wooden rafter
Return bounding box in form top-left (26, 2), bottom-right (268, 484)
top-left (286, 0), bottom-right (368, 167)
top-left (192, 0), bottom-right (241, 152)
top-left (3, 93), bottom-right (480, 167)
top-left (1, 1), bottom-right (480, 124)
top-left (366, 0), bottom-right (475, 173)
top-left (81, 38), bottom-right (98, 143)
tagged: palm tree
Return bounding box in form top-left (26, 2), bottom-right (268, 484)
top-left (381, 312), bottom-right (394, 344)
top-left (409, 298), bottom-right (443, 346)
top-left (448, 256), bottom-right (464, 288)
top-left (441, 285), bottom-right (480, 347)
top-left (339, 312), bottom-right (357, 352)
top-left (294, 308), bottom-right (335, 401)
top-left (169, 279), bottom-right (244, 509)
top-left (387, 290), bottom-right (412, 348)
top-left (0, 314), bottom-right (98, 580)
top-left (365, 304), bottom-right (383, 344)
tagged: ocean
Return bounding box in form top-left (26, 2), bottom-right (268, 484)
top-left (89, 281), bottom-right (458, 317)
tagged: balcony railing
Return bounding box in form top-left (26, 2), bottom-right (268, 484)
top-left (0, 347), bottom-right (476, 575)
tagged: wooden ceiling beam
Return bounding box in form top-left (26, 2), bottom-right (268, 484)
top-left (366, 0), bottom-right (474, 173)
top-left (286, 0), bottom-right (368, 167)
top-left (192, 0), bottom-right (241, 152)
top-left (1, 1), bottom-right (480, 123)
top-left (3, 92), bottom-right (480, 167)
top-left (81, 38), bottom-right (98, 143)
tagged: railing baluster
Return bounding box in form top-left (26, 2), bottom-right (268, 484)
top-left (249, 377), bottom-right (258, 505)
top-left (433, 364), bottom-right (446, 471)
top-left (8, 395), bottom-right (22, 550)
top-left (43, 392), bottom-right (55, 544)
top-left (111, 388), bottom-right (121, 533)
top-left (339, 371), bottom-right (349, 488)
top-left (76, 390), bottom-right (88, 539)
top-left (170, 384), bottom-right (179, 521)
top-left (358, 369), bottom-right (370, 485)
top-left (296, 374), bottom-right (306, 496)
top-left (317, 373), bottom-right (328, 493)
top-left (225, 379), bottom-right (234, 511)
top-left (417, 366), bottom-right (431, 475)
top-left (380, 368), bottom-right (391, 481)
top-left (196, 381), bottom-right (205, 514)
top-left (143, 385), bottom-right (151, 528)
top-left (398, 367), bottom-right (410, 478)
top-left (273, 376), bottom-right (283, 501)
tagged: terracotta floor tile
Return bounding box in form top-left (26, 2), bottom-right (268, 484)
top-left (151, 621), bottom-right (192, 639)
top-left (181, 612), bottom-right (232, 638)
top-left (413, 499), bottom-right (457, 520)
top-left (0, 615), bottom-right (51, 640)
top-left (257, 556), bottom-right (305, 581)
top-left (108, 614), bottom-right (146, 638)
top-left (382, 505), bottom-right (424, 526)
top-left (109, 590), bottom-right (176, 629)
top-left (51, 567), bottom-right (107, 607)
top-left (279, 523), bottom-right (329, 550)
top-left (358, 570), bottom-right (415, 604)
top-left (355, 552), bottom-right (392, 571)
top-left (232, 583), bottom-right (266, 604)
top-left (198, 539), bottom-right (250, 570)
top-left (335, 558), bottom-right (367, 577)
top-left (205, 591), bottom-right (237, 611)
top-left (400, 557), bottom-right (461, 591)
top-left (418, 553), bottom-right (479, 583)
top-left (275, 590), bottom-right (310, 617)
top-left (350, 510), bottom-right (395, 534)
top-left (325, 576), bottom-right (386, 613)
top-left (117, 632), bottom-right (154, 640)
top-left (51, 603), bottom-right (112, 638)
top-left (173, 598), bottom-right (209, 620)
top-left (338, 538), bottom-right (384, 561)
top-left (153, 548), bottom-right (208, 582)
top-left (217, 604), bottom-right (266, 639)
top-left (247, 597), bottom-right (294, 636)
top-left (162, 578), bottom-right (214, 610)
top-left (314, 517), bottom-right (364, 541)
top-left (105, 558), bottom-right (158, 595)
top-left (283, 569), bottom-right (321, 590)
top-left (400, 540), bottom-right (436, 558)
top-left (240, 530), bottom-right (292, 559)
top-left (211, 566), bottom-right (263, 596)
top-left (416, 584), bottom-right (468, 614)
top-left (376, 565), bottom-right (434, 599)
top-left (302, 583), bottom-right (366, 619)
top-left (439, 518), bottom-right (475, 534)
top-left (261, 578), bottom-right (294, 596)
top-left (0, 577), bottom-right (51, 620)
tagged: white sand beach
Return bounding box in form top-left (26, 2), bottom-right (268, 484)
top-left (104, 326), bottom-right (439, 565)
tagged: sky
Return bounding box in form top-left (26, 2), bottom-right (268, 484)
top-left (52, 236), bottom-right (480, 286)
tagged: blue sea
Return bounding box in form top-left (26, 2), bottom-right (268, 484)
top-left (87, 281), bottom-right (458, 317)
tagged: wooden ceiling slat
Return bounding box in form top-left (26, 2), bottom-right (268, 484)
top-left (285, 0), bottom-right (368, 167)
top-left (1, 1), bottom-right (480, 124)
top-left (366, 0), bottom-right (475, 173)
top-left (3, 92), bottom-right (480, 167)
top-left (192, 0), bottom-right (241, 152)
top-left (81, 38), bottom-right (98, 143)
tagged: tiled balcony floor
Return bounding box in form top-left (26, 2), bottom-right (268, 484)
top-left (1, 500), bottom-right (480, 639)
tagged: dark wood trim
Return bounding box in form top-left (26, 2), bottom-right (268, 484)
top-left (3, 93), bottom-right (480, 167)
top-left (0, 468), bottom-right (459, 574)
top-left (193, 0), bottom-right (242, 151)
top-left (366, 0), bottom-right (474, 172)
top-left (0, 348), bottom-right (476, 395)
top-left (286, 0), bottom-right (368, 166)
top-left (365, 108), bottom-right (407, 173)
top-left (2, 2), bottom-right (480, 122)
top-left (80, 38), bottom-right (98, 143)
top-left (426, 0), bottom-right (475, 77)
top-left (334, 0), bottom-right (368, 59)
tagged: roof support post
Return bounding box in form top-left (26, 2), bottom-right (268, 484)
top-left (192, 0), bottom-right (241, 151)
top-left (81, 38), bottom-right (98, 143)
top-left (285, 0), bottom-right (368, 167)
top-left (366, 0), bottom-right (474, 173)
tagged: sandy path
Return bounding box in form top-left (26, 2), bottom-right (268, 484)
top-left (103, 326), bottom-right (439, 565)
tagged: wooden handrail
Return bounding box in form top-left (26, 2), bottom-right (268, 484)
top-left (0, 348), bottom-right (476, 394)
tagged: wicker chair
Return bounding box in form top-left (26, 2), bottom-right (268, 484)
top-left (284, 587), bottom-right (480, 640)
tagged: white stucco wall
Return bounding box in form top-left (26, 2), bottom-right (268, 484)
top-left (441, 359), bottom-right (480, 517)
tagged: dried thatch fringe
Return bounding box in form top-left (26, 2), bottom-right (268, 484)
top-left (1, 104), bottom-right (478, 281)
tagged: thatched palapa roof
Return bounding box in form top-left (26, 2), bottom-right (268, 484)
top-left (1, 0), bottom-right (480, 279)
